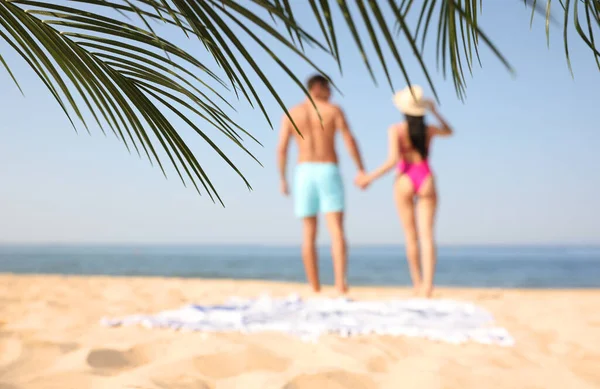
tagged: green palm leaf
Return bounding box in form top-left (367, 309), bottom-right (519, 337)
top-left (1, 0), bottom-right (598, 204)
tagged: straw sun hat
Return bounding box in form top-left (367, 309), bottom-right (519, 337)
top-left (393, 85), bottom-right (428, 117)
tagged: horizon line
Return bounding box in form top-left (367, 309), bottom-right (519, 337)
top-left (1, 242), bottom-right (599, 248)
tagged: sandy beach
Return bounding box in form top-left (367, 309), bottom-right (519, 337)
top-left (1, 274), bottom-right (599, 389)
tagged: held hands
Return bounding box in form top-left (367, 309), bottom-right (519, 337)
top-left (354, 170), bottom-right (371, 190)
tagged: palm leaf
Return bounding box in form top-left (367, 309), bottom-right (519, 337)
top-left (0, 0), bottom-right (328, 204)
top-left (1, 0), bottom-right (599, 205)
top-left (526, 0), bottom-right (600, 71)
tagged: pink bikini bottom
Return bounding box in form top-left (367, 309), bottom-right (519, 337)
top-left (397, 160), bottom-right (431, 193)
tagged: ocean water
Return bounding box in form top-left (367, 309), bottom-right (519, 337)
top-left (0, 245), bottom-right (599, 288)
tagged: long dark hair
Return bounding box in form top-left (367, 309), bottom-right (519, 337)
top-left (406, 115), bottom-right (428, 159)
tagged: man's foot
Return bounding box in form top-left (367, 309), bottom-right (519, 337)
top-left (411, 282), bottom-right (422, 297)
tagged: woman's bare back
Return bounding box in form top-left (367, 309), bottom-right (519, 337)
top-left (396, 122), bottom-right (439, 163)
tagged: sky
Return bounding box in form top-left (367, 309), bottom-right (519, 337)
top-left (0, 2), bottom-right (599, 246)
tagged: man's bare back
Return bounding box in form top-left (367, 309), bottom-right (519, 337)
top-left (284, 101), bottom-right (344, 164)
top-left (280, 99), bottom-right (364, 172)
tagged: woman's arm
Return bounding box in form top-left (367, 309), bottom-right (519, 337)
top-left (357, 126), bottom-right (400, 188)
top-left (428, 102), bottom-right (453, 136)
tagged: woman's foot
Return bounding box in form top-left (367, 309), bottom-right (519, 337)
top-left (419, 285), bottom-right (433, 299)
top-left (336, 282), bottom-right (349, 295)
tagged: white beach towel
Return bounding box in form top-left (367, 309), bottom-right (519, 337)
top-left (101, 295), bottom-right (514, 346)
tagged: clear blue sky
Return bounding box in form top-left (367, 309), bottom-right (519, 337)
top-left (0, 2), bottom-right (598, 245)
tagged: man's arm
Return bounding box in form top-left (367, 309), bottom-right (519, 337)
top-left (336, 107), bottom-right (365, 172)
top-left (277, 115), bottom-right (292, 194)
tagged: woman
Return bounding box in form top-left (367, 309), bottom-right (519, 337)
top-left (356, 85), bottom-right (453, 298)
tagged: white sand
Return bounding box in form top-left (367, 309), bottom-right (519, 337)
top-left (1, 275), bottom-right (599, 389)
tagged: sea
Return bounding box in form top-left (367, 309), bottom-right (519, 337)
top-left (0, 245), bottom-right (599, 288)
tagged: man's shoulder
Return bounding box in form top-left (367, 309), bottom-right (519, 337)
top-left (327, 101), bottom-right (343, 112)
top-left (320, 102), bottom-right (343, 118)
top-left (287, 100), bottom-right (343, 117)
top-left (281, 104), bottom-right (304, 122)
top-left (287, 103), bottom-right (305, 114)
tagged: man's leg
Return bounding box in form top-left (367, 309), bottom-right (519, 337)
top-left (318, 164), bottom-right (347, 294)
top-left (294, 165), bottom-right (320, 292)
top-left (302, 216), bottom-right (320, 292)
top-left (325, 211), bottom-right (347, 294)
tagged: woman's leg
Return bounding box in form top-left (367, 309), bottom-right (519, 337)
top-left (416, 176), bottom-right (438, 298)
top-left (393, 175), bottom-right (421, 294)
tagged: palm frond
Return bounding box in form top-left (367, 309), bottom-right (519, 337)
top-left (1, 0), bottom-right (599, 204)
top-left (393, 0), bottom-right (514, 100)
top-left (526, 0), bottom-right (600, 72)
top-left (0, 0), bottom-right (328, 204)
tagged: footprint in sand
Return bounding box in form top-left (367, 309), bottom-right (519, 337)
top-left (283, 370), bottom-right (377, 389)
top-left (86, 348), bottom-right (145, 374)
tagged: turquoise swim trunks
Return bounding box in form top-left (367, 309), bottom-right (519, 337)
top-left (293, 163), bottom-right (344, 218)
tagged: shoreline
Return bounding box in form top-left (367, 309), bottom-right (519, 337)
top-left (1, 274), bottom-right (599, 388)
top-left (2, 273), bottom-right (600, 292)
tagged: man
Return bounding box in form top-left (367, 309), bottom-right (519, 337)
top-left (277, 74), bottom-right (366, 294)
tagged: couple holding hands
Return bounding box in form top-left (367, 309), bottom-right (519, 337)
top-left (277, 74), bottom-right (453, 298)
